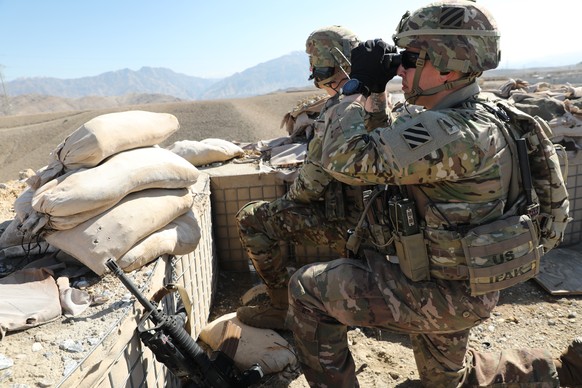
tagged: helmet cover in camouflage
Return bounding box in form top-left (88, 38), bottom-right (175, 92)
top-left (305, 25), bottom-right (360, 71)
top-left (392, 0), bottom-right (501, 73)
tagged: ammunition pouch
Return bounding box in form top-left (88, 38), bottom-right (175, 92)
top-left (393, 232), bottom-right (431, 282)
top-left (460, 214), bottom-right (543, 296)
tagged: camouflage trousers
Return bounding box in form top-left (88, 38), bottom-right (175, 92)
top-left (236, 197), bottom-right (353, 289)
top-left (288, 252), bottom-right (559, 387)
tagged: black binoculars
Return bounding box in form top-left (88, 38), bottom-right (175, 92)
top-left (382, 52), bottom-right (402, 75)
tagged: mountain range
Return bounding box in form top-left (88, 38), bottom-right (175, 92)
top-left (3, 51), bottom-right (314, 101)
top-left (2, 51), bottom-right (581, 117)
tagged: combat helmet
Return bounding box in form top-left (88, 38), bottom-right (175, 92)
top-left (305, 25), bottom-right (359, 88)
top-left (392, 0), bottom-right (501, 101)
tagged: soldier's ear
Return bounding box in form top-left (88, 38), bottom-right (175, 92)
top-left (440, 70), bottom-right (463, 83)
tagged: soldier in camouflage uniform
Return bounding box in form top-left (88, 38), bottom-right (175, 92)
top-left (236, 26), bottom-right (391, 330)
top-left (287, 1), bottom-right (582, 387)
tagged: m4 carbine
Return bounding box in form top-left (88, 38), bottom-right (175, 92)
top-left (105, 259), bottom-right (263, 388)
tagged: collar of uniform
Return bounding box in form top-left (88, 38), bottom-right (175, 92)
top-left (431, 81), bottom-right (481, 110)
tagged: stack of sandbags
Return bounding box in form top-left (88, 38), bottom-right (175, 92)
top-left (8, 110), bottom-right (202, 275)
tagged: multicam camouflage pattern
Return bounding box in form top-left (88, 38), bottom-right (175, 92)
top-left (287, 253), bottom-right (559, 387)
top-left (236, 94), bottom-right (369, 289)
top-left (393, 0), bottom-right (501, 72)
top-left (285, 82), bottom-right (564, 386)
top-left (495, 99), bottom-right (571, 252)
top-left (321, 83), bottom-right (516, 279)
top-left (236, 198), bottom-right (348, 288)
top-left (305, 25), bottom-right (359, 71)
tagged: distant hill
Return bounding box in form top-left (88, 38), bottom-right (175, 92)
top-left (4, 51), bottom-right (313, 101)
top-left (2, 53), bottom-right (581, 117)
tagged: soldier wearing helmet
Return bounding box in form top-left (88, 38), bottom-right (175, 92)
top-left (235, 26), bottom-right (391, 330)
top-left (288, 1), bottom-right (581, 387)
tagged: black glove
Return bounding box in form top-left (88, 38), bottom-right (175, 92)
top-left (349, 39), bottom-right (398, 93)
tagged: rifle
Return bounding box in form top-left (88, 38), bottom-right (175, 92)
top-left (105, 259), bottom-right (263, 388)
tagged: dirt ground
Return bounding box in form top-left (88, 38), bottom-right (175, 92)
top-left (0, 86), bottom-right (581, 387)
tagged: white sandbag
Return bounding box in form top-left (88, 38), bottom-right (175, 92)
top-left (199, 312), bottom-right (297, 375)
top-left (118, 209), bottom-right (201, 272)
top-left (167, 138), bottom-right (244, 166)
top-left (28, 110), bottom-right (180, 189)
top-left (45, 187), bottom-right (193, 276)
top-left (32, 147), bottom-right (199, 218)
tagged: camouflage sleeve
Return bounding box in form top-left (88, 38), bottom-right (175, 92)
top-left (322, 109), bottom-right (501, 186)
top-left (284, 136), bottom-right (333, 203)
top-left (364, 92), bottom-right (392, 131)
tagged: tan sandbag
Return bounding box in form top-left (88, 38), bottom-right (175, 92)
top-left (199, 312), bottom-right (297, 375)
top-left (28, 110), bottom-right (180, 189)
top-left (45, 187), bottom-right (194, 276)
top-left (0, 268), bottom-right (61, 339)
top-left (32, 147), bottom-right (199, 218)
top-left (0, 219), bottom-right (26, 248)
top-left (118, 209), bottom-right (201, 272)
top-left (167, 138), bottom-right (244, 166)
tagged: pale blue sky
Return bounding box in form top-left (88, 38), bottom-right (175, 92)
top-left (0, 0), bottom-right (580, 81)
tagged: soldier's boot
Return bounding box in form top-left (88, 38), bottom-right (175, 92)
top-left (556, 337), bottom-right (582, 387)
top-left (236, 287), bottom-right (289, 330)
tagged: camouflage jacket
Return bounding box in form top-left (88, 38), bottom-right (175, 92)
top-left (321, 82), bottom-right (517, 274)
top-left (284, 93), bottom-right (370, 203)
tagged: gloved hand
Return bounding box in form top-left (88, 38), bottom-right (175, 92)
top-left (349, 39), bottom-right (398, 93)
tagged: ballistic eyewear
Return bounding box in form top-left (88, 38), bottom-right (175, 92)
top-left (400, 50), bottom-right (429, 69)
top-left (309, 66), bottom-right (335, 81)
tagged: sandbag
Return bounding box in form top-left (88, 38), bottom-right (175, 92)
top-left (32, 146), bottom-right (199, 219)
top-left (118, 209), bottom-right (202, 272)
top-left (167, 138), bottom-right (244, 166)
top-left (0, 268), bottom-right (61, 339)
top-left (45, 187), bottom-right (194, 276)
top-left (199, 312), bottom-right (297, 375)
top-left (28, 110), bottom-right (180, 189)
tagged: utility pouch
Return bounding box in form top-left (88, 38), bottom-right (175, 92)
top-left (325, 180), bottom-right (345, 221)
top-left (389, 196), bottom-right (430, 281)
top-left (461, 214), bottom-right (542, 296)
top-left (393, 232), bottom-right (431, 281)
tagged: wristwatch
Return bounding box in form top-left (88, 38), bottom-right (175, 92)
top-left (342, 79), bottom-right (369, 97)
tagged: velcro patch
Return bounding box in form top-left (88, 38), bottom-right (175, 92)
top-left (439, 6), bottom-right (464, 29)
top-left (378, 111), bottom-right (462, 169)
top-left (402, 123), bottom-right (432, 149)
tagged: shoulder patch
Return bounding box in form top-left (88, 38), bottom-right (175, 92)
top-left (378, 110), bottom-right (462, 169)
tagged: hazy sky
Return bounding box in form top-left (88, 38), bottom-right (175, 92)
top-left (1, 0), bottom-right (580, 81)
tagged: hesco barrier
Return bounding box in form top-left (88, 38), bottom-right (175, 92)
top-left (201, 163), bottom-right (339, 272)
top-left (58, 174), bottom-right (215, 387)
top-left (563, 151), bottom-right (582, 247)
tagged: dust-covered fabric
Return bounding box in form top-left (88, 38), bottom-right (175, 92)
top-left (45, 187), bottom-right (193, 276)
top-left (118, 209), bottom-right (201, 272)
top-left (0, 268), bottom-right (61, 339)
top-left (167, 138), bottom-right (244, 166)
top-left (25, 147), bottom-right (198, 233)
top-left (28, 110), bottom-right (180, 189)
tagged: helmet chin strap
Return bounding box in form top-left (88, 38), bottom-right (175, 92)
top-left (405, 49), bottom-right (478, 105)
top-left (316, 75), bottom-right (347, 94)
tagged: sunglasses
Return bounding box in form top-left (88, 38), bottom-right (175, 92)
top-left (309, 66), bottom-right (335, 82)
top-left (400, 51), bottom-right (428, 69)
